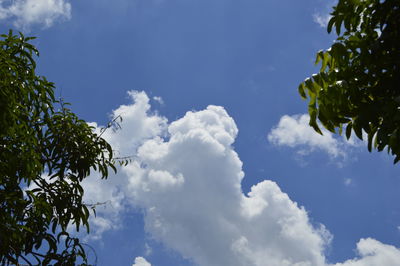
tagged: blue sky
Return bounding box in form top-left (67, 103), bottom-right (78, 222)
top-left (2, 0), bottom-right (400, 265)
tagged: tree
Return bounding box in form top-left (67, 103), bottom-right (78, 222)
top-left (0, 30), bottom-right (118, 265)
top-left (298, 0), bottom-right (400, 162)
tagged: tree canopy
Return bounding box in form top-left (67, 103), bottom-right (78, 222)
top-left (299, 0), bottom-right (400, 162)
top-left (0, 30), bottom-right (117, 265)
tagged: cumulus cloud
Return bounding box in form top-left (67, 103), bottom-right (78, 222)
top-left (128, 106), bottom-right (330, 265)
top-left (79, 171), bottom-right (125, 241)
top-left (268, 114), bottom-right (348, 159)
top-left (82, 93), bottom-right (329, 264)
top-left (267, 114), bottom-right (366, 165)
top-left (81, 91), bottom-right (399, 265)
top-left (0, 0), bottom-right (71, 29)
top-left (89, 91), bottom-right (168, 158)
top-left (132, 256), bottom-right (151, 266)
top-left (335, 238), bottom-right (400, 266)
top-left (80, 91), bottom-right (167, 240)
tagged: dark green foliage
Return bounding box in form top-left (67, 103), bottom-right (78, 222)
top-left (299, 0), bottom-right (400, 162)
top-left (0, 30), bottom-right (116, 265)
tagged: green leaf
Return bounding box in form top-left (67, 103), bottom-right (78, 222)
top-left (367, 132), bottom-right (374, 152)
top-left (352, 118), bottom-right (363, 140)
top-left (336, 18), bottom-right (343, 35)
top-left (345, 122), bottom-right (352, 139)
top-left (298, 83), bottom-right (307, 99)
top-left (0, 30), bottom-right (118, 264)
top-left (327, 16), bottom-right (335, 33)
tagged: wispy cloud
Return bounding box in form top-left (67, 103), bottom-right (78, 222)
top-left (153, 96), bottom-right (164, 105)
top-left (0, 0), bottom-right (71, 29)
top-left (312, 0), bottom-right (337, 28)
top-left (313, 13), bottom-right (332, 27)
top-left (344, 178), bottom-right (352, 186)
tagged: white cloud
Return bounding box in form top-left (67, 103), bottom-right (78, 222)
top-left (0, 0), bottom-right (71, 29)
top-left (79, 171), bottom-right (125, 241)
top-left (312, 0), bottom-right (335, 28)
top-left (268, 114), bottom-right (347, 159)
top-left (127, 106), bottom-right (329, 266)
top-left (78, 91), bottom-right (167, 241)
top-left (267, 114), bottom-right (366, 164)
top-left (144, 243), bottom-right (152, 256)
top-left (132, 256), bottom-right (151, 266)
top-left (335, 238), bottom-right (400, 266)
top-left (84, 96), bottom-right (329, 265)
top-left (313, 13), bottom-right (332, 27)
top-left (153, 96), bottom-right (164, 105)
top-left (95, 91), bottom-right (168, 157)
top-left (80, 92), bottom-right (399, 265)
top-left (344, 178), bottom-right (352, 186)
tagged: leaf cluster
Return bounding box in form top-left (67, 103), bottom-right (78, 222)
top-left (299, 0), bottom-right (400, 162)
top-left (0, 30), bottom-right (116, 265)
